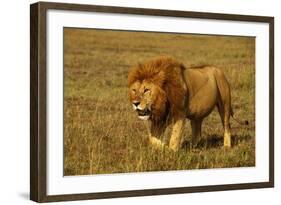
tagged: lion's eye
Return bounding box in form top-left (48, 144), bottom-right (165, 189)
top-left (132, 89), bottom-right (136, 93)
top-left (144, 88), bottom-right (150, 93)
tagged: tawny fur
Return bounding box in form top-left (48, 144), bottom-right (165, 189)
top-left (128, 56), bottom-right (233, 151)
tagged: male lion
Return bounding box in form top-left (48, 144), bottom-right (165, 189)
top-left (128, 56), bottom-right (236, 151)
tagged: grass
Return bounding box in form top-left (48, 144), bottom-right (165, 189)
top-left (63, 28), bottom-right (255, 176)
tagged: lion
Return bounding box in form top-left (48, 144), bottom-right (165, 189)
top-left (128, 56), bottom-right (238, 151)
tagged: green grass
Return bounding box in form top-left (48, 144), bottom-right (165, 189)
top-left (63, 28), bottom-right (255, 175)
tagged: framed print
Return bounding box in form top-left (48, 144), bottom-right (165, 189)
top-left (30, 1), bottom-right (274, 202)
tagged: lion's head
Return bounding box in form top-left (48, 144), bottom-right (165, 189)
top-left (128, 57), bottom-right (185, 121)
top-left (128, 79), bottom-right (166, 120)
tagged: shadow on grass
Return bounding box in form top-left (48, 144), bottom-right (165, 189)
top-left (182, 134), bottom-right (253, 150)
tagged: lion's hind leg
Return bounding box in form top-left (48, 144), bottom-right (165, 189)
top-left (190, 118), bottom-right (202, 148)
top-left (217, 100), bottom-right (231, 147)
top-left (222, 111), bottom-right (231, 148)
top-left (214, 68), bottom-right (232, 147)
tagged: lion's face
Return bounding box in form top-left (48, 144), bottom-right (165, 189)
top-left (129, 80), bottom-right (160, 120)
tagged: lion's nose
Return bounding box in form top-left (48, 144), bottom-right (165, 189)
top-left (133, 101), bottom-right (140, 107)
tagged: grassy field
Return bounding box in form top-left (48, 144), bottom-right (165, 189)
top-left (63, 28), bottom-right (255, 176)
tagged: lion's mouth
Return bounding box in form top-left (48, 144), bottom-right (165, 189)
top-left (136, 108), bottom-right (151, 120)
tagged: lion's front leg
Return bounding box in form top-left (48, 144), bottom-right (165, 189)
top-left (149, 122), bottom-right (166, 149)
top-left (169, 119), bottom-right (185, 151)
top-left (148, 135), bottom-right (166, 149)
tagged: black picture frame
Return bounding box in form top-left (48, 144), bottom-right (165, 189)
top-left (30, 1), bottom-right (274, 202)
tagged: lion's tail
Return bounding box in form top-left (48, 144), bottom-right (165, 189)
top-left (230, 108), bottom-right (249, 126)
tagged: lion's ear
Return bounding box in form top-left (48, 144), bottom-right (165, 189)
top-left (152, 70), bottom-right (166, 87)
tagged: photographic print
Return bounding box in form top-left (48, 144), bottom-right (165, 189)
top-left (30, 2), bottom-right (273, 202)
top-left (63, 28), bottom-right (255, 176)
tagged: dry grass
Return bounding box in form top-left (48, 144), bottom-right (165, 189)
top-left (63, 28), bottom-right (255, 175)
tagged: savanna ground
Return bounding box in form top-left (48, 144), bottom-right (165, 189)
top-left (63, 28), bottom-right (255, 176)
